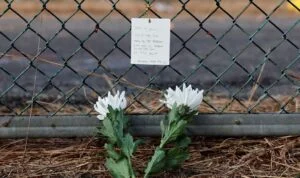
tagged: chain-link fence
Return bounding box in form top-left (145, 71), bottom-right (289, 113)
top-left (0, 0), bottom-right (299, 116)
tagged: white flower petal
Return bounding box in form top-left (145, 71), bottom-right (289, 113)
top-left (94, 90), bottom-right (127, 120)
top-left (97, 115), bottom-right (105, 120)
top-left (161, 84), bottom-right (204, 112)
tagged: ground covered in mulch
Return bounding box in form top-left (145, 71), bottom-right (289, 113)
top-left (1, 137), bottom-right (300, 177)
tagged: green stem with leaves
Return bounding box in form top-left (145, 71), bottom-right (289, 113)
top-left (144, 104), bottom-right (197, 178)
top-left (98, 107), bottom-right (141, 178)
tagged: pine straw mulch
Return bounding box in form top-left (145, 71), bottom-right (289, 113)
top-left (1, 137), bottom-right (300, 178)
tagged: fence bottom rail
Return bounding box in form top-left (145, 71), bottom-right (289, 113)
top-left (0, 114), bottom-right (300, 138)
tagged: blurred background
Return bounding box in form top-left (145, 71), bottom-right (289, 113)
top-left (0, 0), bottom-right (299, 115)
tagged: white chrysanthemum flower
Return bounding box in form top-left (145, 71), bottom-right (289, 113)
top-left (94, 91), bottom-right (127, 120)
top-left (161, 83), bottom-right (204, 111)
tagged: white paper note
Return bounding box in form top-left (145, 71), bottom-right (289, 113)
top-left (131, 18), bottom-right (170, 65)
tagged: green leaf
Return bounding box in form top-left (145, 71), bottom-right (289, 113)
top-left (102, 109), bottom-right (130, 147)
top-left (104, 143), bottom-right (121, 160)
top-left (106, 158), bottom-right (131, 178)
top-left (121, 134), bottom-right (142, 157)
top-left (121, 134), bottom-right (135, 158)
top-left (168, 104), bottom-right (179, 123)
top-left (144, 104), bottom-right (195, 177)
top-left (101, 117), bottom-right (118, 144)
top-left (178, 105), bottom-right (190, 116)
top-left (107, 106), bottom-right (118, 122)
top-left (115, 112), bottom-right (125, 140)
top-left (97, 106), bottom-right (138, 178)
top-left (165, 147), bottom-right (189, 170)
top-left (176, 136), bottom-right (191, 148)
top-left (162, 119), bottom-right (188, 144)
top-left (181, 110), bottom-right (198, 122)
top-left (144, 148), bottom-right (166, 177)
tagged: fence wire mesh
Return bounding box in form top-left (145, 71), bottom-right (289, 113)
top-left (0, 0), bottom-right (299, 116)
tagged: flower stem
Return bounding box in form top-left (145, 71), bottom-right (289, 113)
top-left (99, 108), bottom-right (139, 178)
top-left (127, 158), bottom-right (136, 178)
top-left (144, 105), bottom-right (196, 177)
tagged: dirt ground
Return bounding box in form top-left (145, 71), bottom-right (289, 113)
top-left (1, 137), bottom-right (300, 177)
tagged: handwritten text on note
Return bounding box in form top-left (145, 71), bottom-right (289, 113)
top-left (131, 18), bottom-right (170, 65)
